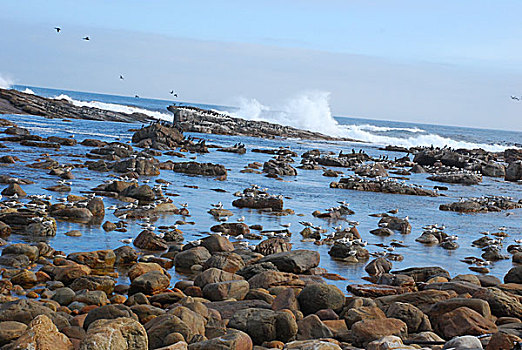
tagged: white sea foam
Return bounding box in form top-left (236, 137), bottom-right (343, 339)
top-left (0, 75), bottom-right (13, 89)
top-left (53, 94), bottom-right (172, 121)
top-left (21, 88), bottom-right (35, 95)
top-left (228, 91), bottom-right (512, 152)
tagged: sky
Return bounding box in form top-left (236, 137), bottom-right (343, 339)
top-left (1, 0), bottom-right (521, 130)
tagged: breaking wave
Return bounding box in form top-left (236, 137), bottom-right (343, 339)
top-left (53, 94), bottom-right (172, 121)
top-left (227, 91), bottom-right (512, 152)
top-left (0, 75), bottom-right (13, 89)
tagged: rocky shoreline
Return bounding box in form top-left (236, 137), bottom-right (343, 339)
top-left (0, 88), bottom-right (357, 141)
top-left (0, 99), bottom-right (520, 349)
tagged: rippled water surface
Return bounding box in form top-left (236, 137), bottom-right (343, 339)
top-left (0, 113), bottom-right (521, 291)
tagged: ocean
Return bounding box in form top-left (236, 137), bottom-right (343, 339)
top-left (1, 85), bottom-right (521, 290)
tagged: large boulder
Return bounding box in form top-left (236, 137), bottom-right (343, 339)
top-left (8, 315), bottom-right (73, 350)
top-left (133, 230), bottom-right (168, 251)
top-left (472, 287), bottom-right (522, 318)
top-left (83, 304), bottom-right (138, 330)
top-left (81, 317), bottom-right (147, 350)
top-left (175, 247), bottom-right (211, 270)
top-left (202, 280), bottom-right (249, 301)
top-left (351, 318), bottom-right (408, 347)
top-left (67, 249), bottom-right (116, 269)
top-left (506, 160), bottom-right (522, 181)
top-left (129, 271), bottom-right (170, 295)
top-left (228, 308), bottom-right (298, 345)
top-left (258, 250), bottom-right (320, 274)
top-left (186, 329), bottom-right (251, 350)
top-left (432, 307), bottom-right (497, 339)
top-left (297, 283), bottom-right (345, 315)
top-left (504, 266), bottom-right (522, 284)
top-left (0, 299), bottom-right (69, 330)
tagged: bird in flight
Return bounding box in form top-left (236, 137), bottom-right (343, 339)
top-left (83, 36), bottom-right (90, 41)
top-left (511, 95), bottom-right (520, 101)
top-left (170, 90), bottom-right (178, 97)
top-left (120, 75), bottom-right (124, 80)
top-left (135, 95), bottom-right (140, 98)
top-left (54, 27), bottom-right (61, 33)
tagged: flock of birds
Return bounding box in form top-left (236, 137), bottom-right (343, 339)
top-left (53, 26), bottom-right (178, 99)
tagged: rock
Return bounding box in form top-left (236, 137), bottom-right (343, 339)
top-left (0, 221), bottom-right (11, 238)
top-left (10, 269), bottom-right (37, 288)
top-left (102, 221), bottom-right (117, 231)
top-left (81, 317), bottom-right (147, 350)
top-left (248, 270), bottom-right (304, 290)
top-left (351, 318), bottom-right (408, 347)
top-left (113, 157), bottom-right (160, 176)
top-left (355, 163), bottom-right (388, 177)
top-left (50, 207), bottom-right (93, 223)
top-left (228, 308), bottom-right (298, 345)
top-left (68, 249), bottom-right (116, 269)
top-left (0, 299), bottom-right (69, 330)
top-left (186, 329), bottom-right (252, 350)
top-left (133, 230), bottom-right (168, 251)
top-left (210, 223), bottom-right (250, 236)
top-left (0, 254), bottom-right (30, 268)
top-left (504, 266), bottom-right (522, 284)
top-left (344, 306), bottom-right (386, 328)
top-left (121, 184), bottom-right (156, 201)
top-left (69, 276), bottom-right (115, 294)
top-left (8, 315), bottom-right (73, 350)
top-left (232, 196), bottom-right (284, 211)
top-left (255, 238), bottom-right (292, 256)
top-left (128, 262), bottom-right (165, 281)
top-left (263, 159), bottom-right (297, 176)
top-left (365, 258), bottom-right (392, 276)
top-left (145, 314), bottom-right (193, 348)
top-left (386, 302), bottom-right (431, 333)
top-left (347, 284), bottom-right (413, 298)
top-left (193, 268), bottom-right (243, 288)
top-left (433, 307), bottom-right (497, 339)
top-left (391, 266), bottom-right (450, 282)
top-left (481, 162), bottom-right (505, 177)
top-left (86, 197), bottom-right (105, 217)
top-left (202, 280), bottom-right (250, 301)
top-left (297, 283), bottom-right (345, 315)
top-left (115, 246), bottom-right (139, 265)
top-left (283, 340), bottom-right (342, 350)
top-left (428, 298), bottom-right (492, 320)
top-left (200, 235), bottom-right (234, 253)
top-left (375, 290), bottom-right (454, 313)
top-left (378, 216), bottom-right (411, 234)
top-left (52, 263), bottom-right (91, 284)
top-left (83, 304), bottom-right (137, 330)
top-left (427, 172), bottom-right (482, 185)
top-left (74, 290), bottom-right (109, 306)
top-left (485, 331), bottom-right (522, 350)
top-left (52, 287), bottom-right (76, 306)
top-left (129, 271), bottom-right (170, 295)
top-left (506, 160), bottom-right (522, 182)
top-left (2, 243), bottom-right (39, 262)
top-left (442, 335), bottom-right (483, 350)
top-left (0, 321), bottom-right (27, 346)
top-left (258, 250), bottom-right (320, 274)
top-left (175, 247), bottom-right (211, 270)
top-left (202, 252), bottom-right (245, 273)
top-left (171, 162), bottom-right (227, 177)
top-left (297, 314), bottom-right (333, 340)
top-left (472, 287), bottom-right (522, 318)
top-left (1, 183), bottom-right (26, 197)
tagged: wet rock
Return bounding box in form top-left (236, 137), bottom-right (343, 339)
top-left (440, 196), bottom-right (522, 213)
top-left (193, 268), bottom-right (243, 288)
top-left (133, 230), bottom-right (168, 251)
top-left (132, 123), bottom-right (183, 149)
top-left (129, 271), bottom-right (170, 295)
top-left (365, 258), bottom-right (392, 276)
top-left (113, 157), bottom-right (160, 176)
top-left (2, 243), bottom-right (39, 262)
top-left (68, 249), bottom-right (116, 269)
top-left (481, 161), bottom-right (505, 177)
top-left (354, 163), bottom-right (388, 177)
top-left (298, 283), bottom-right (345, 315)
top-left (375, 290), bottom-right (454, 314)
top-left (171, 161), bottom-right (227, 177)
top-left (331, 176), bottom-right (438, 196)
top-left (81, 317), bottom-right (147, 350)
top-left (1, 183), bottom-right (26, 197)
top-left (248, 270), bottom-right (304, 290)
top-left (121, 184), bottom-right (157, 202)
top-left (8, 314), bottom-right (72, 350)
top-left (174, 247), bottom-right (211, 270)
top-left (347, 284), bottom-right (414, 298)
top-left (506, 160), bottom-right (522, 182)
top-left (50, 207), bottom-right (93, 223)
top-left (504, 266), bottom-right (522, 284)
top-left (258, 250), bottom-right (319, 274)
top-left (114, 245), bottom-right (139, 265)
top-left (351, 318), bottom-right (408, 347)
top-left (210, 223), bottom-right (250, 236)
top-left (202, 252), bottom-right (245, 273)
top-left (378, 216), bottom-right (411, 234)
top-left (370, 227), bottom-right (394, 236)
top-left (428, 172), bottom-right (482, 185)
top-left (232, 196), bottom-right (284, 211)
top-left (263, 159), bottom-right (297, 176)
top-left (70, 276), bottom-right (115, 295)
top-left (392, 266), bottom-right (450, 282)
top-left (255, 238), bottom-right (292, 256)
top-left (128, 262), bottom-right (165, 281)
top-left (228, 307), bottom-right (298, 344)
top-left (200, 234), bottom-right (234, 253)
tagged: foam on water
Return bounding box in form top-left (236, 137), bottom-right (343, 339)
top-left (228, 92), bottom-right (513, 152)
top-left (21, 88), bottom-right (35, 95)
top-left (53, 94), bottom-right (172, 121)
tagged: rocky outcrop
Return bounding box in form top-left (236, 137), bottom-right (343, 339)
top-left (330, 176), bottom-right (438, 196)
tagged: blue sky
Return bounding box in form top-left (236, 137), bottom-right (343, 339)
top-left (1, 1), bottom-right (522, 130)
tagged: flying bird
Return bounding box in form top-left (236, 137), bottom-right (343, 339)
top-left (511, 96), bottom-right (520, 101)
top-left (170, 90), bottom-right (178, 97)
top-left (82, 36), bottom-right (90, 41)
top-left (120, 75), bottom-right (124, 80)
top-left (54, 27), bottom-right (61, 33)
